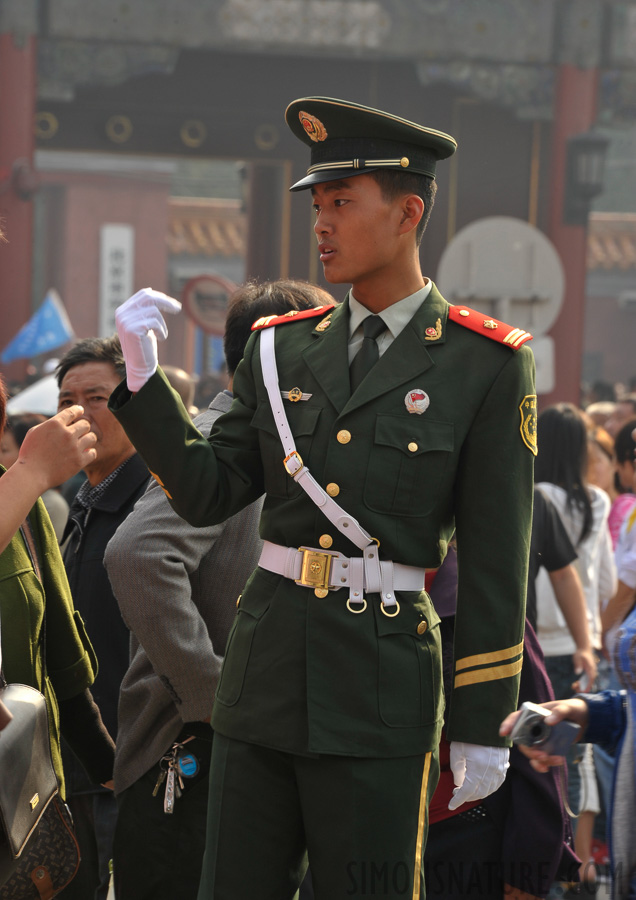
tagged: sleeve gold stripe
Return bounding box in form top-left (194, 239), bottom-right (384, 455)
top-left (455, 641), bottom-right (524, 672)
top-left (454, 657), bottom-right (523, 689)
top-left (411, 752), bottom-right (432, 900)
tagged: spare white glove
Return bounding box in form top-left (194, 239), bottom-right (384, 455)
top-left (448, 741), bottom-right (509, 810)
top-left (115, 288), bottom-right (182, 392)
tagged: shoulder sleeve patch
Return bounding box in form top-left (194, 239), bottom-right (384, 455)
top-left (519, 395), bottom-right (538, 455)
top-left (448, 305), bottom-right (533, 350)
top-left (251, 303), bottom-right (337, 331)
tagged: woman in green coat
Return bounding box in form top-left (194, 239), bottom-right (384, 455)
top-left (0, 375), bottom-right (114, 796)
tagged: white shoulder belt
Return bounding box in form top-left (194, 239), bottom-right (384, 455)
top-left (258, 326), bottom-right (427, 612)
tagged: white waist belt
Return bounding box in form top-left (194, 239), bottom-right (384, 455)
top-left (259, 540), bottom-right (426, 614)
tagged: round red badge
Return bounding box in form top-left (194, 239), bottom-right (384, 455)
top-left (405, 390), bottom-right (430, 415)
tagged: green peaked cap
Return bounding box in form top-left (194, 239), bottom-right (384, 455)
top-left (285, 96), bottom-right (457, 192)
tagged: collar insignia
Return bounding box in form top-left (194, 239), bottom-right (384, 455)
top-left (425, 318), bottom-right (442, 341)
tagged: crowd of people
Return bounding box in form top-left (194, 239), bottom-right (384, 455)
top-left (1, 93), bottom-right (635, 900)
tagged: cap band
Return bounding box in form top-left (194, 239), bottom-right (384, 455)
top-left (306, 157), bottom-right (411, 175)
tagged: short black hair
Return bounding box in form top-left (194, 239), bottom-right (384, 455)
top-left (224, 279), bottom-right (335, 376)
top-left (56, 335), bottom-right (126, 387)
top-left (6, 413), bottom-right (47, 447)
top-left (369, 170), bottom-right (437, 246)
top-left (614, 418), bottom-right (636, 464)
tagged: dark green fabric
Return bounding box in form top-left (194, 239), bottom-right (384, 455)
top-left (0, 473), bottom-right (97, 795)
top-left (110, 285), bottom-right (534, 754)
top-left (198, 734), bottom-right (439, 899)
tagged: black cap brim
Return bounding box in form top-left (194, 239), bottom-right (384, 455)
top-left (290, 166), bottom-right (381, 192)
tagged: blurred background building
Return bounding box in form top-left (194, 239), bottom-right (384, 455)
top-left (0, 0), bottom-right (635, 404)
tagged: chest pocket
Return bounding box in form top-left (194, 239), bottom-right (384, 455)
top-left (364, 415), bottom-right (454, 517)
top-left (251, 402), bottom-right (322, 499)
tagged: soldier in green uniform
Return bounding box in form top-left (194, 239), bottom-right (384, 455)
top-left (109, 97), bottom-right (536, 899)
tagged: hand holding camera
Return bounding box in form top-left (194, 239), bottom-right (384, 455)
top-left (499, 699), bottom-right (589, 773)
top-left (510, 701), bottom-right (580, 756)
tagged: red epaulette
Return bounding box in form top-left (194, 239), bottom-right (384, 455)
top-left (448, 305), bottom-right (533, 350)
top-left (251, 303), bottom-right (337, 331)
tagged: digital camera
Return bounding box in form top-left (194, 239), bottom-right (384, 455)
top-left (510, 701), bottom-right (579, 756)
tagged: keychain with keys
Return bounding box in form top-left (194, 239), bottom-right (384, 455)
top-left (164, 757), bottom-right (181, 814)
top-left (153, 735), bottom-right (197, 814)
top-left (151, 764), bottom-right (167, 798)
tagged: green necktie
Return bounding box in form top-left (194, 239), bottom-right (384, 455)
top-left (350, 315), bottom-right (387, 392)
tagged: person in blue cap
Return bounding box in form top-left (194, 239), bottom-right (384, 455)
top-left (109, 96), bottom-right (536, 898)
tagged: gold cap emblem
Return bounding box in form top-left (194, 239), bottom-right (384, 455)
top-left (299, 111), bottom-right (328, 143)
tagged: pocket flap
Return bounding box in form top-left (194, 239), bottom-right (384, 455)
top-left (374, 593), bottom-right (441, 638)
top-left (374, 415), bottom-right (454, 457)
top-left (251, 402), bottom-right (322, 440)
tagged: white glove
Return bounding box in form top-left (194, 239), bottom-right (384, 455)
top-left (115, 288), bottom-right (182, 392)
top-left (448, 741), bottom-right (509, 810)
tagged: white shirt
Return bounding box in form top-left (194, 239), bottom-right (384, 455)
top-left (535, 482), bottom-right (617, 655)
top-left (347, 281), bottom-right (433, 364)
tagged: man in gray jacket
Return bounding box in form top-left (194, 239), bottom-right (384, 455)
top-left (104, 280), bottom-right (334, 900)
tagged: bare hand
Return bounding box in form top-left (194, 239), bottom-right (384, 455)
top-left (571, 648), bottom-right (597, 692)
top-left (18, 406), bottom-right (97, 489)
top-left (499, 699), bottom-right (588, 773)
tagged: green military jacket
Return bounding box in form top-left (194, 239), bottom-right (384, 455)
top-left (110, 284), bottom-right (535, 757)
top-left (0, 472), bottom-right (98, 794)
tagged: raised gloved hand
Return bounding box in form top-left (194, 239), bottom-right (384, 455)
top-left (448, 741), bottom-right (509, 810)
top-left (115, 288), bottom-right (182, 392)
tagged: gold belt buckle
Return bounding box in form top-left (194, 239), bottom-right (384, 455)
top-left (296, 548), bottom-right (333, 592)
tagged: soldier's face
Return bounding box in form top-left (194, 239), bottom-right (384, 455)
top-left (311, 175), bottom-right (404, 287)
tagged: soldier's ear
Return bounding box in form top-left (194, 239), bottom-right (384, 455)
top-left (398, 194), bottom-right (424, 237)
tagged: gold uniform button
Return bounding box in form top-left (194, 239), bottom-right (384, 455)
top-left (417, 621), bottom-right (428, 635)
top-left (459, 309), bottom-right (470, 318)
top-left (326, 482), bottom-right (340, 497)
top-left (236, 594), bottom-right (242, 608)
top-left (314, 588), bottom-right (329, 599)
top-left (319, 534), bottom-right (333, 549)
top-left (337, 430), bottom-right (351, 444)
top-left (408, 442), bottom-right (418, 453)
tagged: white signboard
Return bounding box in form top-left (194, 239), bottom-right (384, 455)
top-left (530, 335), bottom-right (555, 395)
top-left (99, 225), bottom-right (134, 338)
top-left (437, 217), bottom-right (564, 337)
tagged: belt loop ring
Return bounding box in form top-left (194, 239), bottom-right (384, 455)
top-left (380, 600), bottom-right (400, 617)
top-left (346, 598), bottom-right (367, 614)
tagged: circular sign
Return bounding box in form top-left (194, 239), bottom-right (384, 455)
top-left (181, 274), bottom-right (237, 336)
top-left (436, 217), bottom-right (565, 337)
